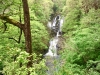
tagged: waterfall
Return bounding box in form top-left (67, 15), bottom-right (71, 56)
top-left (45, 15), bottom-right (63, 57)
top-left (45, 15), bottom-right (64, 75)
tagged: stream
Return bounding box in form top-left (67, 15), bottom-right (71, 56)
top-left (44, 15), bottom-right (63, 75)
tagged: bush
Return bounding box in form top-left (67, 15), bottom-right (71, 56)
top-left (31, 21), bottom-right (49, 53)
top-left (0, 47), bottom-right (47, 75)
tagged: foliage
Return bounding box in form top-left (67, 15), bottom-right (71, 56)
top-left (0, 0), bottom-right (51, 75)
top-left (0, 0), bottom-right (22, 16)
top-left (0, 47), bottom-right (47, 75)
top-left (0, 0), bottom-right (51, 52)
top-left (31, 21), bottom-right (49, 53)
top-left (1, 0), bottom-right (100, 75)
top-left (62, 0), bottom-right (81, 34)
top-left (52, 0), bottom-right (66, 14)
top-left (62, 8), bottom-right (81, 33)
top-left (58, 0), bottom-right (100, 75)
top-left (30, 0), bottom-right (53, 22)
top-left (0, 22), bottom-right (48, 74)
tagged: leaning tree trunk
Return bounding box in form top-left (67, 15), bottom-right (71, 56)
top-left (22, 0), bottom-right (32, 67)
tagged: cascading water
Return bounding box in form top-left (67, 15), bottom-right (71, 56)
top-left (45, 37), bottom-right (58, 56)
top-left (45, 15), bottom-right (63, 57)
top-left (45, 15), bottom-right (63, 75)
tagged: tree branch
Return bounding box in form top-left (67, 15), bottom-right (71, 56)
top-left (0, 14), bottom-right (24, 30)
top-left (2, 22), bottom-right (7, 33)
top-left (8, 29), bottom-right (22, 43)
top-left (9, 37), bottom-right (20, 43)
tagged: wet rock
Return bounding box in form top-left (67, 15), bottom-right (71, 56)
top-left (57, 36), bottom-right (65, 54)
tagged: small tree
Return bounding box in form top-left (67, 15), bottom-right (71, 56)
top-left (0, 0), bottom-right (32, 67)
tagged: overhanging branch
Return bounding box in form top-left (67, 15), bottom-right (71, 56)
top-left (0, 14), bottom-right (24, 30)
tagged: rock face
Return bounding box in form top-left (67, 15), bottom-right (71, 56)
top-left (57, 36), bottom-right (65, 54)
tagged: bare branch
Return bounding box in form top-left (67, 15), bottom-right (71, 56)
top-left (9, 37), bottom-right (19, 43)
top-left (8, 29), bottom-right (22, 43)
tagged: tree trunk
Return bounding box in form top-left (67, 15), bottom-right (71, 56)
top-left (22, 0), bottom-right (32, 67)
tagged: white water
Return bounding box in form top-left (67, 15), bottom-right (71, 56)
top-left (45, 15), bottom-right (63, 57)
top-left (45, 15), bottom-right (64, 75)
top-left (45, 37), bottom-right (58, 56)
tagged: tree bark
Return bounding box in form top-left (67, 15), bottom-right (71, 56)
top-left (22, 0), bottom-right (32, 67)
top-left (0, 15), bottom-right (24, 30)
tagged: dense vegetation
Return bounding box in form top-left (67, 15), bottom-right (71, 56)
top-left (59, 0), bottom-right (100, 75)
top-left (0, 0), bottom-right (52, 75)
top-left (0, 0), bottom-right (100, 75)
